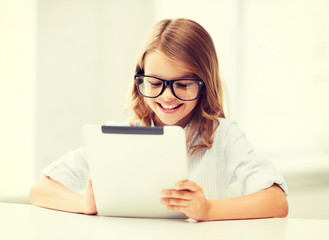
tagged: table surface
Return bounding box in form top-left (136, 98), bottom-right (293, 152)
top-left (1, 203), bottom-right (328, 240)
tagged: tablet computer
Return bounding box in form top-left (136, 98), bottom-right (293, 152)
top-left (83, 125), bottom-right (187, 218)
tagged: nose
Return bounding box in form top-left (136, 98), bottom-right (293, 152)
top-left (160, 85), bottom-right (175, 101)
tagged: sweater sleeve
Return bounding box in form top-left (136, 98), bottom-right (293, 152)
top-left (41, 147), bottom-right (89, 195)
top-left (224, 122), bottom-right (288, 196)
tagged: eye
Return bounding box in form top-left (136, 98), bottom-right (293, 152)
top-left (175, 80), bottom-right (196, 88)
top-left (148, 81), bottom-right (162, 86)
top-left (176, 83), bottom-right (191, 88)
top-left (146, 78), bottom-right (162, 87)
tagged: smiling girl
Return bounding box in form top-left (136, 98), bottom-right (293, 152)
top-left (30, 18), bottom-right (288, 221)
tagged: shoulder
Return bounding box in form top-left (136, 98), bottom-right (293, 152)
top-left (215, 118), bottom-right (239, 137)
top-left (217, 118), bottom-right (235, 130)
top-left (213, 118), bottom-right (249, 147)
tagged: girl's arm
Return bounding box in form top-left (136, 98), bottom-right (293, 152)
top-left (161, 181), bottom-right (288, 221)
top-left (206, 184), bottom-right (288, 220)
top-left (29, 176), bottom-right (97, 215)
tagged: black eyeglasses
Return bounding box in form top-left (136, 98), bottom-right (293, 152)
top-left (134, 74), bottom-right (204, 101)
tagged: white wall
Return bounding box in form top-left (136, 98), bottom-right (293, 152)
top-left (0, 0), bottom-right (37, 201)
top-left (238, 0), bottom-right (329, 157)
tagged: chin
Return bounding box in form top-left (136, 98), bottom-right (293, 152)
top-left (157, 116), bottom-right (180, 126)
top-left (160, 119), bottom-right (178, 126)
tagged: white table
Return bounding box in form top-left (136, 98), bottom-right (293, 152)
top-left (0, 203), bottom-right (328, 240)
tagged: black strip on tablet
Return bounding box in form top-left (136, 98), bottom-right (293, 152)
top-left (101, 126), bottom-right (164, 135)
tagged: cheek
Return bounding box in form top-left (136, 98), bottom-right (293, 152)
top-left (186, 100), bottom-right (199, 112)
top-left (145, 98), bottom-right (156, 109)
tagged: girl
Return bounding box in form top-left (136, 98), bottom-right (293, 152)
top-left (30, 18), bottom-right (288, 221)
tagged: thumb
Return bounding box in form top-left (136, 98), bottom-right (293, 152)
top-left (175, 180), bottom-right (199, 192)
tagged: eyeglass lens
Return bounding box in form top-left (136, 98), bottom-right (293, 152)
top-left (136, 76), bottom-right (200, 100)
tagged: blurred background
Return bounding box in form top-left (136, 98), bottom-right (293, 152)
top-left (1, 0), bottom-right (328, 219)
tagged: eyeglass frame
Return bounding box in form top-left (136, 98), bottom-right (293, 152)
top-left (134, 74), bottom-right (204, 101)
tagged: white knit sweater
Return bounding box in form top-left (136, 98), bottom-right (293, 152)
top-left (42, 118), bottom-right (288, 198)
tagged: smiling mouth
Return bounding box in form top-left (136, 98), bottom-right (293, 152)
top-left (156, 102), bottom-right (183, 112)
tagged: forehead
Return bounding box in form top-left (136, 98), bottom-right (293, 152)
top-left (144, 50), bottom-right (195, 79)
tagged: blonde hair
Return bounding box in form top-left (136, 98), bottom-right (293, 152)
top-left (130, 18), bottom-right (225, 154)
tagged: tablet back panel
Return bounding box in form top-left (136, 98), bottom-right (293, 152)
top-left (83, 125), bottom-right (187, 218)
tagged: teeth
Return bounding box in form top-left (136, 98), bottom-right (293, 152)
top-left (160, 103), bottom-right (179, 109)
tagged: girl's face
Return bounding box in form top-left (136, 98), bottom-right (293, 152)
top-left (143, 50), bottom-right (199, 128)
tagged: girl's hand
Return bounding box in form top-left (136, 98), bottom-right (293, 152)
top-left (83, 177), bottom-right (98, 215)
top-left (161, 180), bottom-right (210, 221)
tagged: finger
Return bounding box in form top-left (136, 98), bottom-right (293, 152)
top-left (175, 180), bottom-right (199, 192)
top-left (166, 205), bottom-right (188, 212)
top-left (160, 198), bottom-right (190, 207)
top-left (162, 190), bottom-right (193, 200)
